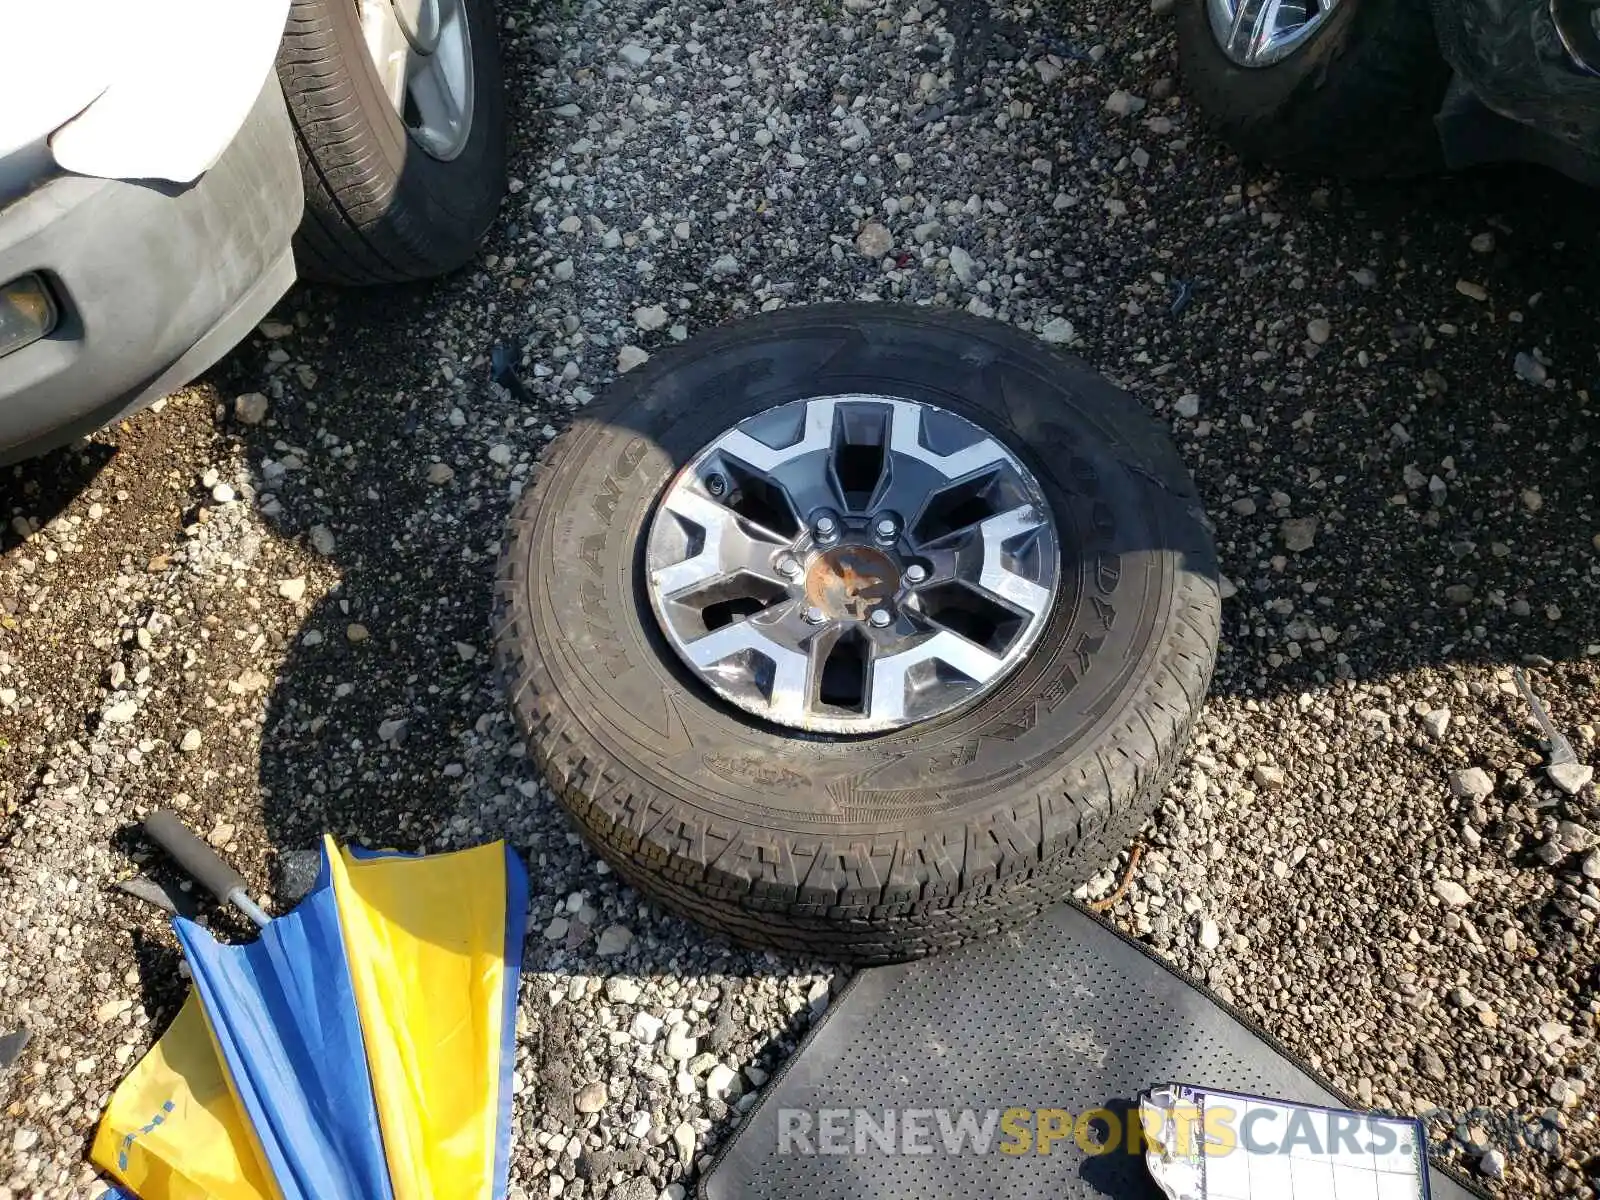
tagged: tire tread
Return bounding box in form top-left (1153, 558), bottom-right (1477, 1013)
top-left (275, 0), bottom-right (505, 284)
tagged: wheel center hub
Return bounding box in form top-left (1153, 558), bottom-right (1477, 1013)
top-left (644, 393), bottom-right (1060, 733)
top-left (804, 544), bottom-right (900, 621)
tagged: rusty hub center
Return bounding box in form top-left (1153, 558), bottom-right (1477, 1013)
top-left (804, 544), bottom-right (900, 621)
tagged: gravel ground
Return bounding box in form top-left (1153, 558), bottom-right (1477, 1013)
top-left (3, 0), bottom-right (1599, 1196)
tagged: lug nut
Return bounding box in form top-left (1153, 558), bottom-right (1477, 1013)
top-left (813, 515), bottom-right (838, 541)
top-left (804, 605), bottom-right (827, 624)
top-left (873, 515), bottom-right (899, 541)
top-left (868, 608), bottom-right (892, 628)
top-left (903, 563), bottom-right (927, 584)
top-left (705, 473), bottom-right (727, 497)
top-left (775, 554), bottom-right (801, 577)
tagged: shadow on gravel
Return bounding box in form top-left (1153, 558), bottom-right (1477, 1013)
top-left (1044, 163), bottom-right (1600, 699)
top-left (210, 40), bottom-right (829, 999)
top-left (227, 167), bottom-right (1597, 872)
top-left (126, 930), bottom-right (186, 1039)
top-left (0, 441), bottom-right (117, 555)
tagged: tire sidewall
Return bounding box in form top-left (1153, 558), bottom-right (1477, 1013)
top-left (506, 307), bottom-right (1211, 839)
top-left (1178, 0), bottom-right (1364, 115)
top-left (319, 0), bottom-right (507, 231)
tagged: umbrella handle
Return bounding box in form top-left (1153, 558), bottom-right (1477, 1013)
top-left (142, 810), bottom-right (271, 928)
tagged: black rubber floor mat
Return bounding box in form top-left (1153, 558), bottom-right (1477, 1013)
top-left (704, 903), bottom-right (1486, 1200)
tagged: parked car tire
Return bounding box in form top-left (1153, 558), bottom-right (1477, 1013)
top-left (494, 305), bottom-right (1221, 963)
top-left (1177, 0), bottom-right (1450, 177)
top-left (276, 0), bottom-right (506, 284)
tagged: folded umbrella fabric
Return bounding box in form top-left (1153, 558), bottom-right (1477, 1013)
top-left (329, 839), bottom-right (529, 1200)
top-left (91, 837), bottom-right (529, 1200)
top-left (172, 850), bottom-right (394, 1200)
top-left (90, 991), bottom-right (274, 1200)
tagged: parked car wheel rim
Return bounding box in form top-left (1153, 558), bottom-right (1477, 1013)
top-left (1205, 0), bottom-right (1343, 67)
top-left (357, 0), bottom-right (475, 161)
top-left (644, 394), bottom-right (1062, 734)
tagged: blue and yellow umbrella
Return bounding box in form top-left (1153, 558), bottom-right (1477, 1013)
top-left (93, 828), bottom-right (528, 1200)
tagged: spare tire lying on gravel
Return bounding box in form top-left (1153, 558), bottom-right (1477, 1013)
top-left (495, 305), bottom-right (1220, 962)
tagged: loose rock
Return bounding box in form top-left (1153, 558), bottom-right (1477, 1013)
top-left (1253, 764), bottom-right (1285, 790)
top-left (1548, 763), bottom-right (1594, 795)
top-left (665, 1022), bottom-right (697, 1062)
top-left (234, 393), bottom-right (270, 425)
top-left (1279, 517), bottom-right (1318, 552)
top-left (1514, 352), bottom-right (1548, 386)
top-left (308, 525), bottom-right (336, 556)
top-left (672, 1123), bottom-right (696, 1167)
top-left (634, 306), bottom-right (669, 332)
top-left (606, 977), bottom-right (642, 1004)
top-left (596, 925), bottom-right (634, 957)
top-left (1449, 767), bottom-right (1494, 801)
top-left (706, 1063), bottom-right (737, 1100)
top-left (1104, 90), bottom-right (1146, 116)
top-left (102, 700), bottom-right (138, 725)
top-left (948, 246), bottom-right (975, 284)
top-left (1039, 317), bottom-right (1074, 345)
top-left (1432, 879), bottom-right (1470, 908)
top-left (855, 223), bottom-right (893, 259)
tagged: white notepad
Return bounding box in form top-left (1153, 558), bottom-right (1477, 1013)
top-left (1142, 1085), bottom-right (1430, 1200)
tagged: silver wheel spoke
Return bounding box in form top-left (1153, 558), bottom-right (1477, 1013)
top-left (359, 0), bottom-right (410, 114)
top-left (649, 488), bottom-right (788, 596)
top-left (714, 398), bottom-right (847, 519)
top-left (869, 632), bottom-right (1005, 727)
top-left (977, 506), bottom-right (1053, 616)
top-left (1207, 0), bottom-right (1336, 67)
top-left (717, 398), bottom-right (836, 474)
top-left (682, 617), bottom-right (810, 723)
top-left (357, 0), bottom-right (475, 161)
top-left (409, 51), bottom-right (463, 137)
top-left (1225, 0), bottom-right (1270, 58)
top-left (645, 395), bottom-right (1060, 734)
top-left (649, 491), bottom-right (739, 596)
top-left (886, 400), bottom-right (1008, 481)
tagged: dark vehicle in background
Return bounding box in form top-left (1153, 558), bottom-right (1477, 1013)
top-left (1178, 0), bottom-right (1600, 185)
